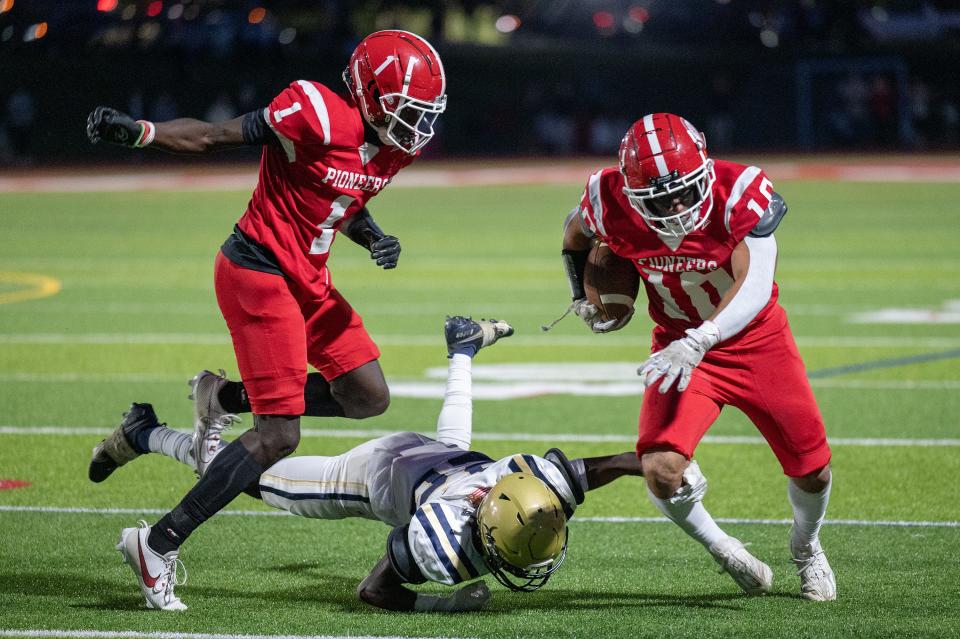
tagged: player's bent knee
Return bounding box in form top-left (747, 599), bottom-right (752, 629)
top-left (343, 385), bottom-right (390, 419)
top-left (641, 451), bottom-right (687, 499)
top-left (253, 415), bottom-right (301, 463)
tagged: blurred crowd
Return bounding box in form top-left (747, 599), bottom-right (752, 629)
top-left (2, 0), bottom-right (960, 164)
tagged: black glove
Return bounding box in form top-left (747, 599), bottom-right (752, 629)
top-left (370, 235), bottom-right (401, 269)
top-left (86, 106), bottom-right (144, 147)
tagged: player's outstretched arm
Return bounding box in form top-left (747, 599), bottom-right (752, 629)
top-left (86, 106), bottom-right (256, 153)
top-left (357, 555), bottom-right (490, 612)
top-left (581, 451), bottom-right (644, 491)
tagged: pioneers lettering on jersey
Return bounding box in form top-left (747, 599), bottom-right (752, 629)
top-left (322, 167), bottom-right (390, 193)
top-left (579, 160), bottom-right (779, 334)
top-left (238, 79), bottom-right (416, 296)
top-left (637, 256), bottom-right (719, 272)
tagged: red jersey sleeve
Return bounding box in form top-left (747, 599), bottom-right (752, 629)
top-left (577, 169), bottom-right (615, 243)
top-left (264, 80), bottom-right (333, 149)
top-left (721, 166), bottom-right (775, 245)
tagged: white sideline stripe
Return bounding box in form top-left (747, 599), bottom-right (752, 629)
top-left (0, 631), bottom-right (464, 639)
top-left (1, 374), bottom-right (957, 392)
top-left (0, 374), bottom-right (958, 392)
top-left (0, 506), bottom-right (956, 528)
top-left (1, 425), bottom-right (958, 447)
top-left (2, 333), bottom-right (960, 348)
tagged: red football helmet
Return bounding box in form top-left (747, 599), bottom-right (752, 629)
top-left (619, 113), bottom-right (716, 238)
top-left (343, 30), bottom-right (447, 154)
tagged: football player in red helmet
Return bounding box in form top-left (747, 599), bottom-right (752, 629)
top-left (343, 30), bottom-right (446, 153)
top-left (85, 30), bottom-right (447, 611)
top-left (561, 113), bottom-right (836, 601)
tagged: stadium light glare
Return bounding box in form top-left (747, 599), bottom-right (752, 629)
top-left (23, 21), bottom-right (47, 42)
top-left (592, 11), bottom-right (615, 29)
top-left (278, 27), bottom-right (296, 44)
top-left (248, 7), bottom-right (266, 24)
top-left (167, 3), bottom-right (183, 20)
top-left (96, 0), bottom-right (118, 12)
top-left (627, 6), bottom-right (650, 23)
top-left (121, 5), bottom-right (135, 19)
top-left (760, 28), bottom-right (779, 48)
top-left (0, 0), bottom-right (13, 14)
top-left (1, 26), bottom-right (13, 41)
top-left (146, 1), bottom-right (162, 18)
top-left (494, 14), bottom-right (521, 33)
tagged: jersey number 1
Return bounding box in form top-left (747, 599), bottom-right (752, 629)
top-left (310, 195), bottom-right (354, 255)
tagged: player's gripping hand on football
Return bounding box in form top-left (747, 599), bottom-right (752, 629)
top-left (87, 107), bottom-right (153, 148)
top-left (638, 321), bottom-right (720, 393)
top-left (572, 298), bottom-right (633, 333)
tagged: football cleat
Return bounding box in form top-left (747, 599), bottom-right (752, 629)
top-left (791, 537), bottom-right (836, 601)
top-left (444, 316), bottom-right (513, 356)
top-left (192, 412), bottom-right (240, 478)
top-left (116, 521), bottom-right (187, 611)
top-left (708, 536), bottom-right (773, 596)
top-left (188, 369), bottom-right (230, 427)
top-left (88, 403), bottom-right (160, 483)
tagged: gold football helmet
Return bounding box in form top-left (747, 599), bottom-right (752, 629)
top-left (475, 472), bottom-right (569, 592)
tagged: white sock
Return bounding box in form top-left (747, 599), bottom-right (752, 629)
top-left (647, 487), bottom-right (728, 550)
top-left (436, 353), bottom-right (472, 450)
top-left (788, 474), bottom-right (832, 549)
top-left (147, 427), bottom-right (196, 471)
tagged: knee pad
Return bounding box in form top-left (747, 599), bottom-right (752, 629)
top-left (667, 460), bottom-right (708, 505)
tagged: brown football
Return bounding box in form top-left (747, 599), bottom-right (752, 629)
top-left (584, 242), bottom-right (640, 322)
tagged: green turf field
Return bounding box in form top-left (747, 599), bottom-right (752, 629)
top-left (1, 177), bottom-right (959, 638)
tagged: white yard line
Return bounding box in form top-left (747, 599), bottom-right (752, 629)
top-left (3, 333), bottom-right (960, 348)
top-left (0, 506), bottom-right (956, 528)
top-left (1, 425), bottom-right (957, 447)
top-left (1, 375), bottom-right (957, 392)
top-left (0, 631), bottom-right (464, 639)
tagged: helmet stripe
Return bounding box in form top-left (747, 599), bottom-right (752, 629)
top-left (641, 114), bottom-right (670, 177)
top-left (400, 55), bottom-right (417, 97)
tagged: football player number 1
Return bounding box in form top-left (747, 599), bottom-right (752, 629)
top-left (310, 195), bottom-right (354, 255)
top-left (269, 102), bottom-right (352, 256)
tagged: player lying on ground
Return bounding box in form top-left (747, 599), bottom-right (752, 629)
top-left (561, 113), bottom-right (836, 601)
top-left (85, 30), bottom-right (448, 609)
top-left (90, 317), bottom-right (646, 611)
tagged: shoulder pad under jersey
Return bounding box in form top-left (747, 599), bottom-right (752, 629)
top-left (387, 524), bottom-right (426, 584)
top-left (749, 191), bottom-right (788, 238)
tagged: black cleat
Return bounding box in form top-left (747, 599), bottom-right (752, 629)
top-left (88, 403), bottom-right (160, 483)
top-left (444, 316), bottom-right (513, 357)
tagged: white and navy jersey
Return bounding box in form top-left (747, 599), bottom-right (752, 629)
top-left (257, 432), bottom-right (578, 587)
top-left (394, 453), bottom-right (578, 586)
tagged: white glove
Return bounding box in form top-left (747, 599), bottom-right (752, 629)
top-left (413, 581), bottom-right (491, 613)
top-left (573, 298), bottom-right (634, 333)
top-left (667, 460), bottom-right (708, 505)
top-left (638, 321), bottom-right (720, 394)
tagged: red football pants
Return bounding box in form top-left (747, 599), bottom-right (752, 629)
top-left (638, 305), bottom-right (831, 477)
top-left (214, 252), bottom-right (380, 416)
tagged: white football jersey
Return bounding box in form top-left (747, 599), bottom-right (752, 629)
top-left (258, 432), bottom-right (578, 587)
top-left (404, 453), bottom-right (577, 585)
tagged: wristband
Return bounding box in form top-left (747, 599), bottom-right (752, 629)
top-left (689, 320), bottom-right (721, 350)
top-left (134, 120), bottom-right (156, 148)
